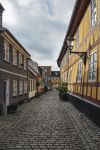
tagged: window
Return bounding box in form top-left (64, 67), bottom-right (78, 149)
top-left (13, 48), bottom-right (17, 65)
top-left (76, 28), bottom-right (79, 48)
top-left (24, 57), bottom-right (27, 70)
top-left (24, 81), bottom-right (27, 94)
top-left (19, 53), bottom-right (23, 68)
top-left (13, 80), bottom-right (17, 96)
top-left (4, 41), bottom-right (9, 62)
top-left (90, 0), bottom-right (97, 27)
top-left (19, 81), bottom-right (23, 95)
top-left (77, 61), bottom-right (82, 82)
top-left (89, 52), bottom-right (97, 81)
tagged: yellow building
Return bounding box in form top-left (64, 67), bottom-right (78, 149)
top-left (57, 0), bottom-right (100, 107)
top-left (51, 71), bottom-right (60, 89)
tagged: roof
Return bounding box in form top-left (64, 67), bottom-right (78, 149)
top-left (51, 71), bottom-right (60, 77)
top-left (0, 27), bottom-right (31, 57)
top-left (0, 3), bottom-right (5, 13)
top-left (41, 66), bottom-right (51, 76)
top-left (57, 0), bottom-right (91, 67)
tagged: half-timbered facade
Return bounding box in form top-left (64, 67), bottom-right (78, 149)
top-left (57, 0), bottom-right (100, 108)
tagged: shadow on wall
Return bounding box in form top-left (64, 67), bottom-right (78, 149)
top-left (68, 94), bottom-right (100, 127)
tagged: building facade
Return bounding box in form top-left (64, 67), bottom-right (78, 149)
top-left (51, 71), bottom-right (60, 89)
top-left (28, 59), bottom-right (39, 98)
top-left (41, 66), bottom-right (51, 90)
top-left (37, 66), bottom-right (46, 94)
top-left (57, 0), bottom-right (100, 107)
top-left (0, 4), bottom-right (30, 114)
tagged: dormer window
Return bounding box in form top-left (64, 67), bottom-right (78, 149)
top-left (4, 41), bottom-right (9, 62)
top-left (90, 0), bottom-right (97, 27)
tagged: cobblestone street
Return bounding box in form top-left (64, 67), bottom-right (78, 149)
top-left (0, 91), bottom-right (100, 150)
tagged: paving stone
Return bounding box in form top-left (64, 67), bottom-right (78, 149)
top-left (0, 91), bottom-right (100, 150)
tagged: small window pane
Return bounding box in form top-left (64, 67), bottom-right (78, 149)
top-left (89, 52), bottom-right (97, 81)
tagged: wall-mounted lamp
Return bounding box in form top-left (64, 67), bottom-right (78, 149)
top-left (66, 36), bottom-right (87, 65)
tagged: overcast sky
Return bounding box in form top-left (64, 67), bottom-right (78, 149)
top-left (0, 0), bottom-right (75, 70)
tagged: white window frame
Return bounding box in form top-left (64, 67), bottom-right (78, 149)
top-left (4, 41), bottom-right (9, 62)
top-left (88, 51), bottom-right (97, 81)
top-left (24, 80), bottom-right (27, 94)
top-left (13, 48), bottom-right (17, 66)
top-left (19, 81), bottom-right (23, 95)
top-left (77, 61), bottom-right (83, 82)
top-left (90, 0), bottom-right (97, 27)
top-left (13, 80), bottom-right (17, 96)
top-left (24, 57), bottom-right (27, 70)
top-left (19, 53), bottom-right (23, 68)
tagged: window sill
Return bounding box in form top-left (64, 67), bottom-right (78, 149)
top-left (12, 95), bottom-right (17, 98)
top-left (88, 80), bottom-right (96, 83)
top-left (12, 63), bottom-right (17, 66)
top-left (19, 94), bottom-right (23, 96)
top-left (4, 59), bottom-right (9, 63)
top-left (77, 81), bottom-right (81, 83)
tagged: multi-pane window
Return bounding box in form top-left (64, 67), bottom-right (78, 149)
top-left (19, 53), bottom-right (23, 68)
top-left (19, 81), bottom-right (23, 95)
top-left (90, 0), bottom-right (97, 27)
top-left (13, 80), bottom-right (17, 96)
top-left (77, 61), bottom-right (82, 82)
top-left (24, 57), bottom-right (27, 70)
top-left (89, 52), bottom-right (97, 81)
top-left (13, 48), bottom-right (17, 66)
top-left (4, 41), bottom-right (9, 62)
top-left (24, 81), bottom-right (27, 94)
top-left (29, 80), bottom-right (35, 92)
top-left (76, 28), bottom-right (79, 48)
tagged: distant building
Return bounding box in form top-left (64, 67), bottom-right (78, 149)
top-left (37, 66), bottom-right (46, 94)
top-left (51, 71), bottom-right (60, 89)
top-left (0, 3), bottom-right (30, 114)
top-left (41, 66), bottom-right (51, 90)
top-left (28, 59), bottom-right (39, 99)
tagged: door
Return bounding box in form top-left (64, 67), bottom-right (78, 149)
top-left (4, 79), bottom-right (9, 114)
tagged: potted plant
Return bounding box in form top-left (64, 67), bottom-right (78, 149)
top-left (58, 83), bottom-right (68, 101)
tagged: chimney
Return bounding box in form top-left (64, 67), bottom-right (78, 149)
top-left (0, 3), bottom-right (5, 27)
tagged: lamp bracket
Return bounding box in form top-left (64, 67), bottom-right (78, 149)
top-left (70, 51), bottom-right (87, 65)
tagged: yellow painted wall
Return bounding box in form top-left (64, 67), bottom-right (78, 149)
top-left (60, 0), bottom-right (100, 103)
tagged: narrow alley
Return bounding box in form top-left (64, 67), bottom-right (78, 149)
top-left (0, 91), bottom-right (100, 150)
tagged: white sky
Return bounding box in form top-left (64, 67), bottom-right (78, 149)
top-left (0, 0), bottom-right (75, 70)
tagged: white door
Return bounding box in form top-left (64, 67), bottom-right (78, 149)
top-left (4, 79), bottom-right (9, 114)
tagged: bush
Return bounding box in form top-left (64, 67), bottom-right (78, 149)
top-left (58, 83), bottom-right (68, 101)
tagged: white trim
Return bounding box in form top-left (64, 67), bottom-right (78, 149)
top-left (2, 32), bottom-right (30, 58)
top-left (28, 67), bottom-right (38, 77)
top-left (68, 92), bottom-right (100, 109)
top-left (90, 50), bottom-right (97, 55)
top-left (88, 50), bottom-right (97, 82)
top-left (0, 69), bottom-right (27, 78)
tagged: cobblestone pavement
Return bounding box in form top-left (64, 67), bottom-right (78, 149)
top-left (0, 91), bottom-right (100, 150)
